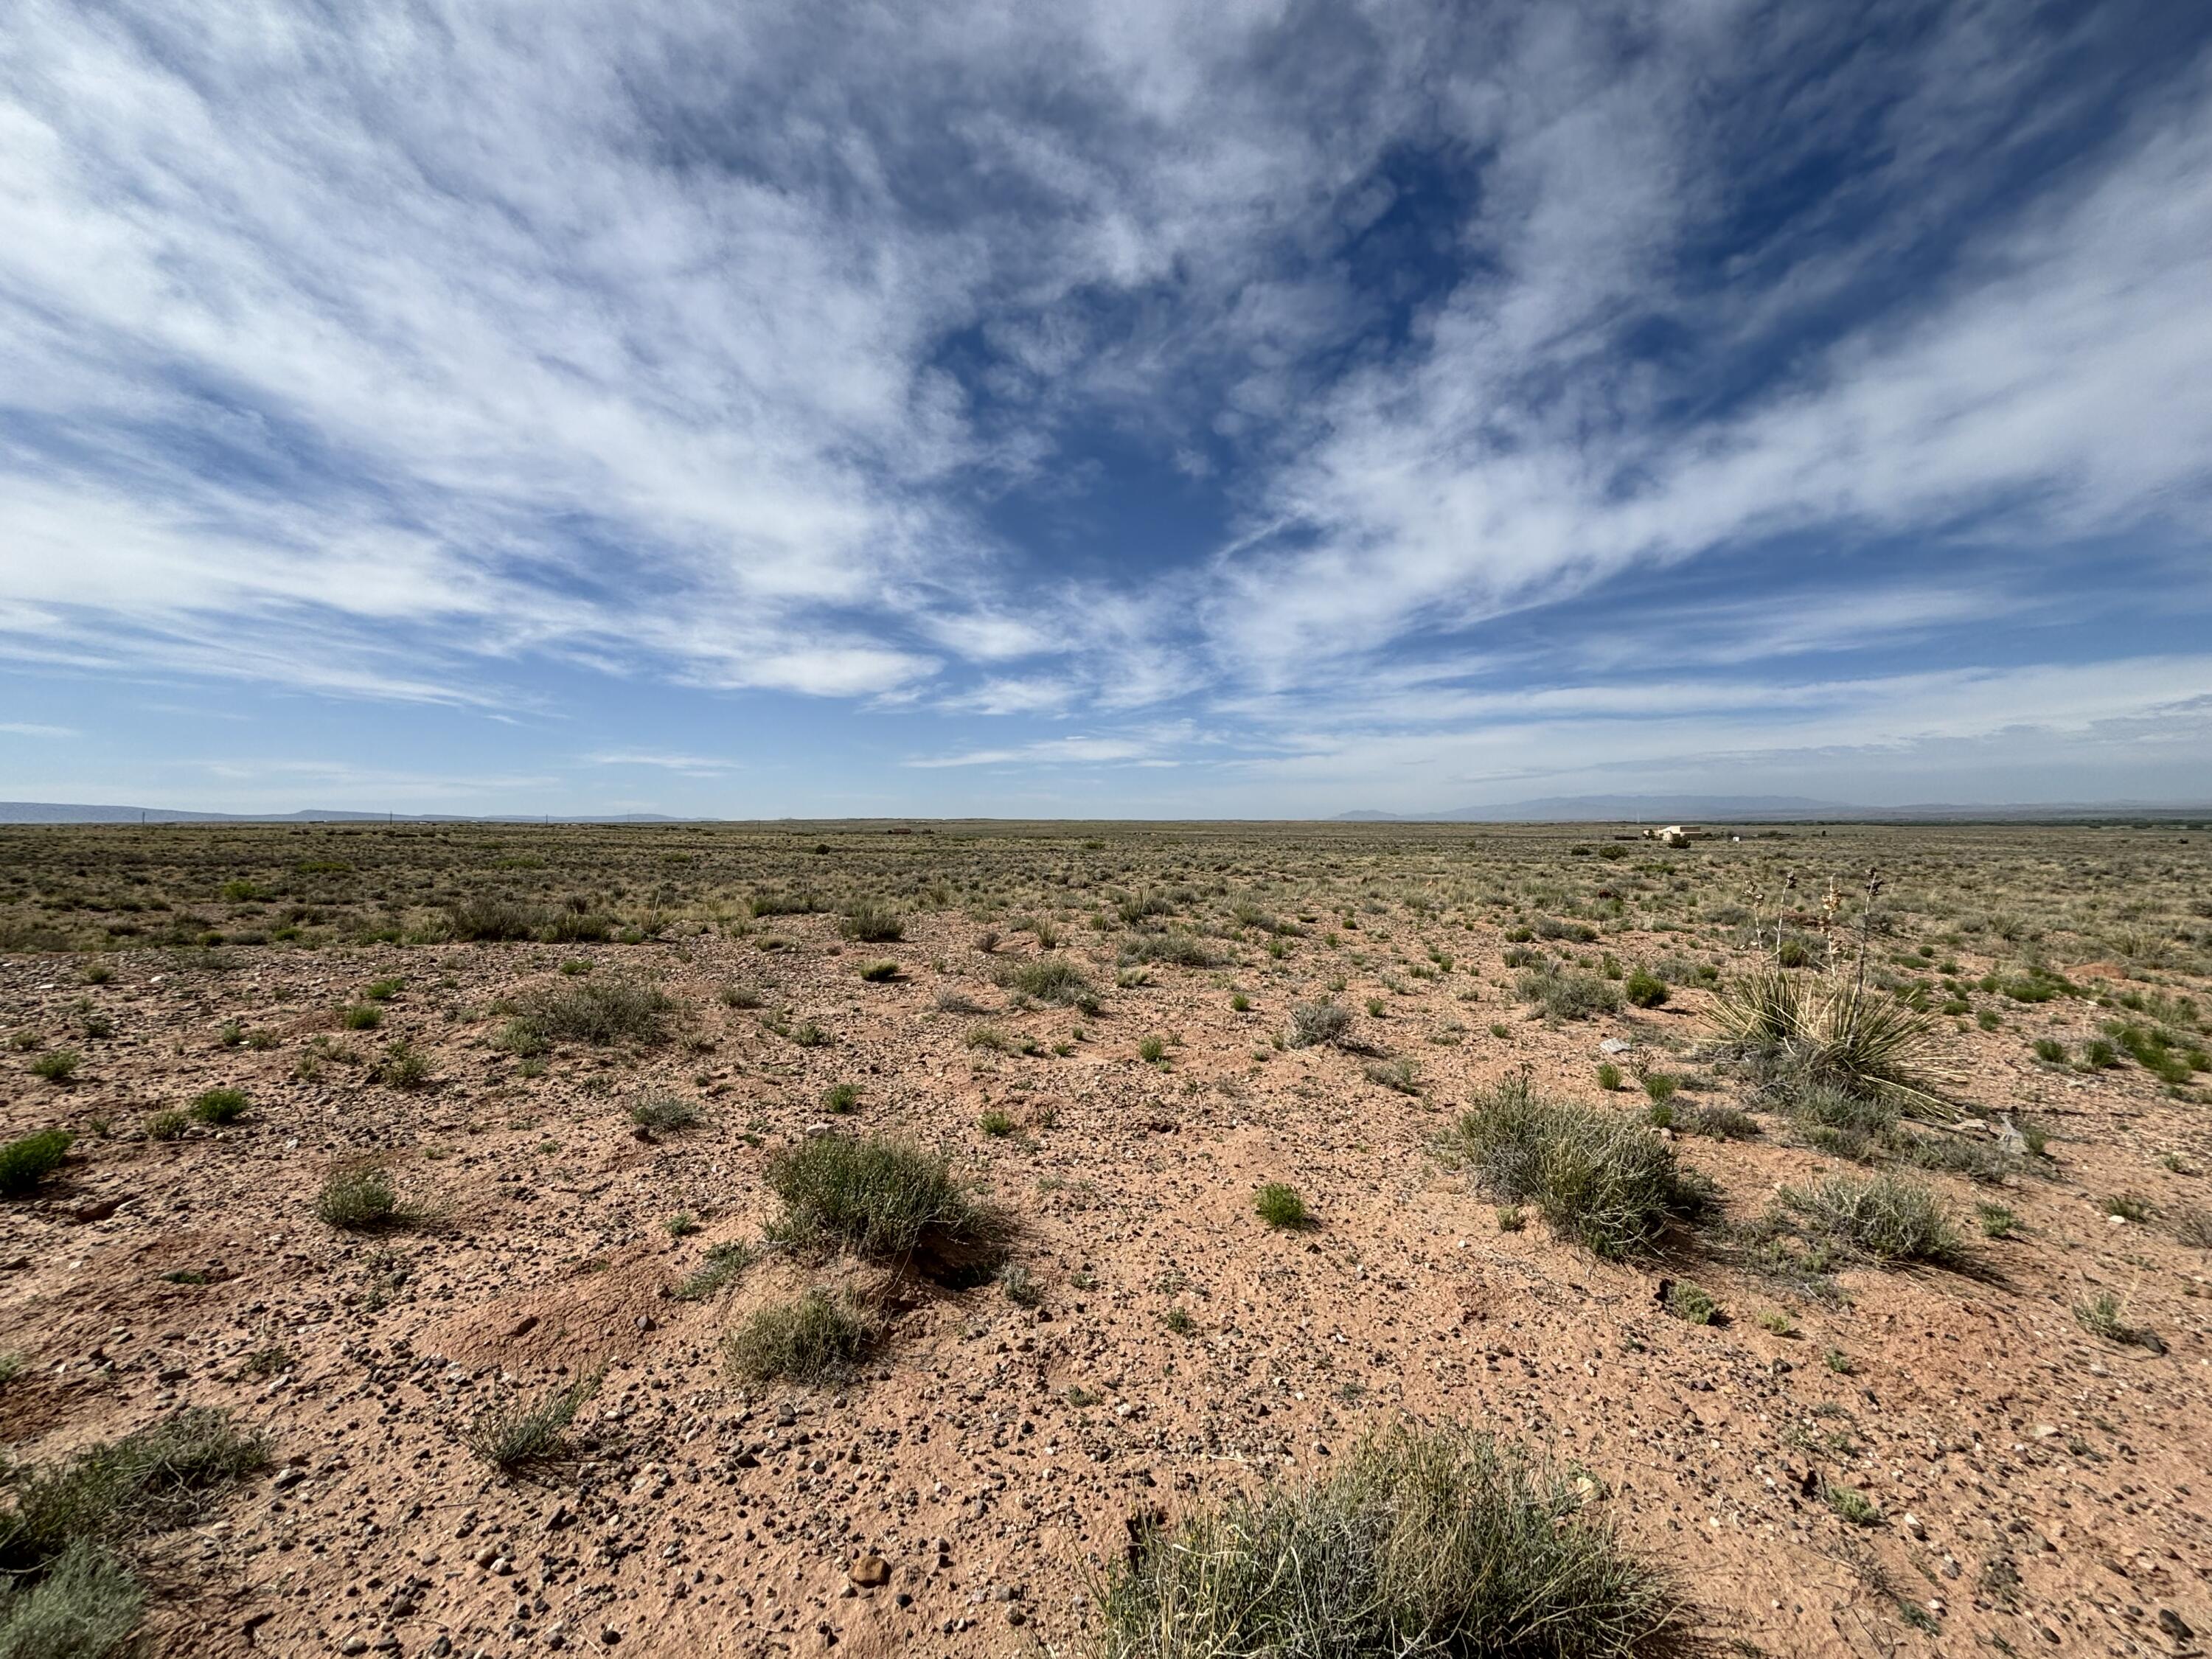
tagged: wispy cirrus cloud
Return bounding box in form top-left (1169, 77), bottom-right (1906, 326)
top-left (3, 1), bottom-right (2209, 813)
top-left (584, 751), bottom-right (737, 776)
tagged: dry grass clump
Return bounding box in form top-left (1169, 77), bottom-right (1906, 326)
top-left (1446, 1074), bottom-right (1708, 1259)
top-left (1095, 1421), bottom-right (1685, 1659)
top-left (1285, 999), bottom-right (1352, 1048)
top-left (628, 1093), bottom-right (702, 1134)
top-left (672, 1241), bottom-right (754, 1301)
top-left (465, 1370), bottom-right (601, 1472)
top-left (1516, 965), bottom-right (1623, 1022)
top-left (0, 1537), bottom-right (145, 1658)
top-left (506, 975), bottom-right (675, 1049)
top-left (0, 1408), bottom-right (269, 1568)
top-left (1119, 931), bottom-right (1226, 969)
top-left (993, 956), bottom-right (1101, 1012)
top-left (726, 1288), bottom-right (880, 1384)
top-left (1775, 1172), bottom-right (1964, 1266)
top-left (443, 897), bottom-right (544, 941)
top-left (764, 1134), bottom-right (1008, 1277)
top-left (838, 901), bottom-right (905, 943)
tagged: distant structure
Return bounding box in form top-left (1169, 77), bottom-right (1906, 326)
top-left (1641, 824), bottom-right (1697, 847)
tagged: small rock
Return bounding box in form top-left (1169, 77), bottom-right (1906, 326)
top-left (1599, 1038), bottom-right (1632, 1054)
top-left (849, 1556), bottom-right (891, 1588)
top-left (339, 1640), bottom-right (368, 1657)
top-left (2157, 1609), bottom-right (2193, 1641)
top-left (1901, 1512), bottom-right (1925, 1539)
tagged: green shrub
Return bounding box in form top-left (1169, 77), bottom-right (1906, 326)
top-left (1445, 1075), bottom-right (1708, 1259)
top-left (1679, 1104), bottom-right (1759, 1141)
top-left (1825, 1486), bottom-right (1879, 1526)
top-left (315, 1163), bottom-right (398, 1231)
top-left (1624, 970), bottom-right (1669, 1009)
top-left (856, 959), bottom-right (900, 982)
top-left (465, 1371), bottom-right (600, 1471)
top-left (188, 1088), bottom-right (246, 1124)
top-left (1663, 1281), bottom-right (1719, 1325)
top-left (1095, 1422), bottom-right (1683, 1659)
top-left (629, 1094), bottom-right (701, 1134)
top-left (1776, 1174), bottom-right (1962, 1265)
top-left (1596, 1062), bottom-right (1622, 1091)
top-left (340, 1004), bottom-right (382, 1031)
top-left (372, 1040), bottom-right (434, 1089)
top-left (142, 1111), bottom-right (187, 1143)
top-left (31, 1050), bottom-right (81, 1083)
top-left (978, 1110), bottom-right (1017, 1137)
top-left (0, 1407), bottom-right (268, 1573)
top-left (1254, 1183), bottom-right (1310, 1229)
top-left (0, 1130), bottom-right (74, 1197)
top-left (726, 1289), bottom-right (877, 1383)
top-left (822, 1082), bottom-right (862, 1114)
top-left (1137, 1035), bottom-right (1167, 1064)
top-left (764, 1134), bottom-right (1006, 1274)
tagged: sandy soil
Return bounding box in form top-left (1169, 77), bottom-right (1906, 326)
top-left (2, 910), bottom-right (2208, 1658)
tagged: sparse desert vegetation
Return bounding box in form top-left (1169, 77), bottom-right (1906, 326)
top-left (1, 817), bottom-right (2209, 1655)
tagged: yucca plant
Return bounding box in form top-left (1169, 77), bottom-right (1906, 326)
top-left (1715, 971), bottom-right (1955, 1121)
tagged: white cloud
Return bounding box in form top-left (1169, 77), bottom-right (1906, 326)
top-left (1, 0), bottom-right (2206, 813)
top-left (1206, 46), bottom-right (2212, 680)
top-left (905, 734), bottom-right (1164, 769)
top-left (585, 751), bottom-right (737, 775)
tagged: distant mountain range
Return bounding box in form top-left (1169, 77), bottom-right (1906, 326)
top-left (0, 801), bottom-right (680, 825)
top-left (1336, 793), bottom-right (2212, 823)
top-left (2, 796), bottom-right (2205, 827)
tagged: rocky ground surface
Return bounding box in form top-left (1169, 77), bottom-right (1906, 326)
top-left (3, 908), bottom-right (2210, 1658)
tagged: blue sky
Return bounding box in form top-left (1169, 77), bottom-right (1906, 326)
top-left (4, 0), bottom-right (2211, 816)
